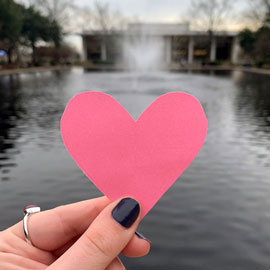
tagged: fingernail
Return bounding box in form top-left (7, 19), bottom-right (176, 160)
top-left (135, 231), bottom-right (151, 243)
top-left (112, 198), bottom-right (140, 228)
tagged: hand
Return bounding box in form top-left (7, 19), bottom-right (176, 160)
top-left (0, 196), bottom-right (150, 269)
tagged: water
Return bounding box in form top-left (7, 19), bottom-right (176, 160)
top-left (0, 68), bottom-right (270, 270)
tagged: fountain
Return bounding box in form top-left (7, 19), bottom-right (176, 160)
top-left (121, 25), bottom-right (164, 72)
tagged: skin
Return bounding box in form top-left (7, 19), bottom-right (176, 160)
top-left (0, 196), bottom-right (150, 270)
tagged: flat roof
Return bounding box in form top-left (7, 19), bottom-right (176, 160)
top-left (81, 23), bottom-right (238, 37)
top-left (127, 23), bottom-right (190, 35)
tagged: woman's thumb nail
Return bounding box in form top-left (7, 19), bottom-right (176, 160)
top-left (112, 198), bottom-right (140, 228)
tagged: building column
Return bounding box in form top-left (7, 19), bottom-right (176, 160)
top-left (165, 36), bottom-right (171, 64)
top-left (101, 38), bottom-right (107, 61)
top-left (82, 36), bottom-right (87, 61)
top-left (188, 37), bottom-right (194, 64)
top-left (231, 37), bottom-right (240, 64)
top-left (210, 37), bottom-right (217, 62)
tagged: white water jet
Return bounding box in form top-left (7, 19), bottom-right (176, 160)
top-left (122, 26), bottom-right (164, 72)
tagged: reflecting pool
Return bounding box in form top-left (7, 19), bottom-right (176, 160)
top-left (0, 68), bottom-right (269, 270)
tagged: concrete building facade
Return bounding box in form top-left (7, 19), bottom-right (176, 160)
top-left (81, 23), bottom-right (240, 67)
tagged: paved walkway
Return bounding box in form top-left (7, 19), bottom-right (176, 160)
top-left (234, 66), bottom-right (270, 75)
top-left (0, 65), bottom-right (269, 76)
top-left (170, 65), bottom-right (270, 75)
top-left (0, 66), bottom-right (70, 76)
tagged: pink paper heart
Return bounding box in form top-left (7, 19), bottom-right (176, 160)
top-left (61, 92), bottom-right (207, 218)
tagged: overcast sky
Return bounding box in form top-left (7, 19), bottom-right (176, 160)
top-left (18, 0), bottom-right (252, 53)
top-left (17, 0), bottom-right (251, 30)
top-left (62, 0), bottom-right (248, 52)
top-left (79, 0), bottom-right (194, 22)
top-left (75, 0), bottom-right (247, 26)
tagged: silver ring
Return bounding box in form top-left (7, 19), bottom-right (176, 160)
top-left (23, 205), bottom-right (41, 245)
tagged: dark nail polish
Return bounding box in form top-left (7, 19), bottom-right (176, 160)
top-left (112, 198), bottom-right (140, 228)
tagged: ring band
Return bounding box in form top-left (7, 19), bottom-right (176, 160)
top-left (23, 205), bottom-right (41, 245)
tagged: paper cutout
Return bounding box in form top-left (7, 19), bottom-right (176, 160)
top-left (61, 92), bottom-right (207, 218)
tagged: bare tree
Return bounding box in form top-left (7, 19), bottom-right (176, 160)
top-left (243, 0), bottom-right (270, 29)
top-left (94, 1), bottom-right (112, 33)
top-left (93, 1), bottom-right (127, 33)
top-left (57, 1), bottom-right (127, 35)
top-left (188, 0), bottom-right (235, 32)
top-left (67, 6), bottom-right (94, 33)
top-left (32, 0), bottom-right (75, 31)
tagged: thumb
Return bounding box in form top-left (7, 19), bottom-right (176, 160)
top-left (48, 197), bottom-right (141, 270)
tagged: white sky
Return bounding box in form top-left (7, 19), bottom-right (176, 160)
top-left (17, 0), bottom-right (253, 53)
top-left (75, 0), bottom-right (247, 26)
top-left (17, 0), bottom-right (251, 29)
top-left (66, 0), bottom-right (249, 53)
